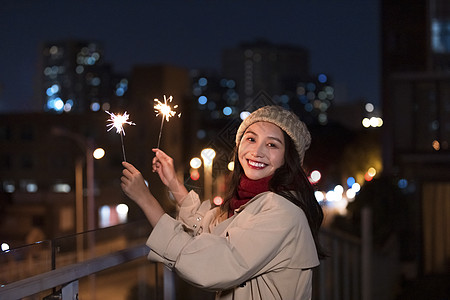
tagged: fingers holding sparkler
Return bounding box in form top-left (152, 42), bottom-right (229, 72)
top-left (154, 95), bottom-right (181, 149)
top-left (105, 111), bottom-right (136, 162)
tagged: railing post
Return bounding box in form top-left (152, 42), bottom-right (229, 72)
top-left (61, 281), bottom-right (79, 299)
top-left (163, 267), bottom-right (176, 300)
top-left (361, 206), bottom-right (372, 300)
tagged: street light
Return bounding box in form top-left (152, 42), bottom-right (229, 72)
top-left (201, 148), bottom-right (216, 201)
top-left (51, 128), bottom-right (100, 232)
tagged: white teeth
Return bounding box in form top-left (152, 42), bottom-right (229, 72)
top-left (248, 160), bottom-right (265, 168)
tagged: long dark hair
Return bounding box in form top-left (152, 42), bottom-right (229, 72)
top-left (221, 131), bottom-right (326, 259)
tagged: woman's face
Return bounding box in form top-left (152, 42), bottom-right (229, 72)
top-left (238, 121), bottom-right (285, 180)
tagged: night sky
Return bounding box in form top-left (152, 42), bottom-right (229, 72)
top-left (0, 0), bottom-right (380, 113)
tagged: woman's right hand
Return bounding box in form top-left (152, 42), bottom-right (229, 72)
top-left (152, 148), bottom-right (188, 204)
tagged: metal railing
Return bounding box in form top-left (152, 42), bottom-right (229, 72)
top-left (0, 219), bottom-right (366, 300)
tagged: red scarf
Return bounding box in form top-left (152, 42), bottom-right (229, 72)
top-left (229, 174), bottom-right (272, 217)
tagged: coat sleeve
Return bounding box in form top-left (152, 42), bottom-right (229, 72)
top-left (146, 193), bottom-right (315, 291)
top-left (176, 190), bottom-right (212, 236)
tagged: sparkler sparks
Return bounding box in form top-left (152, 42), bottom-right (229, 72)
top-left (154, 95), bottom-right (181, 148)
top-left (105, 111), bottom-right (135, 135)
top-left (105, 111), bottom-right (135, 161)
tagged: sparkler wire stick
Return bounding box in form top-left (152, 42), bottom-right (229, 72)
top-left (154, 95), bottom-right (180, 149)
top-left (157, 115), bottom-right (165, 149)
top-left (105, 111), bottom-right (135, 162)
top-left (120, 132), bottom-right (127, 162)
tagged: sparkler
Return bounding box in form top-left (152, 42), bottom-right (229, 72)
top-left (105, 111), bottom-right (135, 162)
top-left (154, 95), bottom-right (181, 148)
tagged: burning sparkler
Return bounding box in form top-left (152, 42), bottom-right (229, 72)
top-left (154, 95), bottom-right (181, 148)
top-left (105, 111), bottom-right (135, 162)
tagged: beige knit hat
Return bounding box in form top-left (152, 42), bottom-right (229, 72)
top-left (235, 106), bottom-right (311, 164)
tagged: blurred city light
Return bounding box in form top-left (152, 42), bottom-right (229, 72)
top-left (213, 196), bottom-right (224, 206)
top-left (365, 102), bottom-right (374, 112)
top-left (315, 191), bottom-right (325, 202)
top-left (240, 111), bottom-right (250, 120)
top-left (190, 157), bottom-right (202, 169)
top-left (352, 183), bottom-right (361, 192)
top-left (309, 170), bottom-right (321, 183)
top-left (228, 161), bottom-right (235, 171)
top-left (346, 189), bottom-right (356, 200)
top-left (1, 243), bottom-right (9, 252)
top-left (398, 178), bottom-right (408, 189)
top-left (362, 117), bottom-right (383, 128)
top-left (116, 203), bottom-right (129, 223)
top-left (190, 169), bottom-right (200, 181)
top-left (347, 176), bottom-right (356, 188)
top-left (367, 167), bottom-right (377, 177)
top-left (53, 183), bottom-right (71, 193)
top-left (334, 185), bottom-right (344, 195)
top-left (432, 140), bottom-right (440, 151)
top-left (201, 148), bottom-right (216, 166)
top-left (93, 148), bottom-right (105, 159)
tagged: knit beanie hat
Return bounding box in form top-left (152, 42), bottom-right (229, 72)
top-left (235, 106), bottom-right (311, 165)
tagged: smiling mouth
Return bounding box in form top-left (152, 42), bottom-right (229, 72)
top-left (247, 159), bottom-right (267, 168)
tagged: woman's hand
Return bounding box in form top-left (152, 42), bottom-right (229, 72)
top-left (152, 148), bottom-right (188, 205)
top-left (121, 161), bottom-right (165, 227)
top-left (121, 162), bottom-right (151, 205)
top-left (152, 148), bottom-right (177, 188)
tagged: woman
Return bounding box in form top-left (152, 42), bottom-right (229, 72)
top-left (121, 105), bottom-right (325, 299)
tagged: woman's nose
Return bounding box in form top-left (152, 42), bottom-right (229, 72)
top-left (250, 142), bottom-right (265, 157)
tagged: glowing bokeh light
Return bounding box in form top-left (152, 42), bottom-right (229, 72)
top-left (201, 148), bottom-right (216, 166)
top-left (198, 96), bottom-right (207, 105)
top-left (223, 106), bottom-right (232, 116)
top-left (346, 189), bottom-right (356, 199)
top-left (1, 243), bottom-right (9, 252)
top-left (116, 203), bottom-right (129, 215)
top-left (365, 103), bottom-right (374, 112)
top-left (315, 191), bottom-right (325, 202)
top-left (310, 170), bottom-right (321, 183)
top-left (240, 111), bottom-right (250, 120)
top-left (367, 167), bottom-right (377, 177)
top-left (334, 185), bottom-right (344, 195)
top-left (190, 169), bottom-right (200, 181)
top-left (347, 176), bottom-right (356, 188)
top-left (93, 148), bottom-right (105, 160)
top-left (190, 157), bottom-right (202, 169)
top-left (432, 140), bottom-right (440, 150)
top-left (213, 196), bottom-right (224, 206)
top-left (352, 183), bottom-right (361, 192)
top-left (398, 179), bottom-right (408, 189)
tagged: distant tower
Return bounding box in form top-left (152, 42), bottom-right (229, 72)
top-left (222, 40), bottom-right (311, 106)
top-left (37, 40), bottom-right (127, 113)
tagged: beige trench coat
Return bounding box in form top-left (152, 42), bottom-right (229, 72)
top-left (147, 191), bottom-right (320, 300)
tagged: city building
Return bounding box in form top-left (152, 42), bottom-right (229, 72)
top-left (0, 62), bottom-right (192, 248)
top-left (37, 40), bottom-right (128, 114)
top-left (222, 40), bottom-right (337, 126)
top-left (222, 40), bottom-right (310, 104)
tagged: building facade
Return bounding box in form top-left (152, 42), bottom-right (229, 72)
top-left (382, 0), bottom-right (450, 279)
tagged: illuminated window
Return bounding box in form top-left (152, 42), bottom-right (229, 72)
top-left (3, 181), bottom-right (15, 193)
top-left (431, 19), bottom-right (450, 53)
top-left (53, 183), bottom-right (71, 193)
top-left (20, 180), bottom-right (38, 193)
